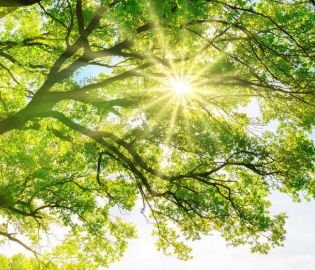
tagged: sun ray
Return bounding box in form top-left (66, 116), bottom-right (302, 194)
top-left (141, 92), bottom-right (174, 110)
top-left (149, 94), bottom-right (178, 121)
top-left (187, 51), bottom-right (234, 81)
top-left (178, 96), bottom-right (193, 145)
top-left (187, 90), bottom-right (235, 135)
top-left (163, 96), bottom-right (180, 147)
top-left (183, 23), bottom-right (226, 80)
top-left (135, 88), bottom-right (179, 153)
top-left (145, 3), bottom-right (178, 74)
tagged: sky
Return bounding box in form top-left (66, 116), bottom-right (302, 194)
top-left (2, 65), bottom-right (315, 270)
top-left (109, 191), bottom-right (315, 270)
top-left (2, 191), bottom-right (315, 270)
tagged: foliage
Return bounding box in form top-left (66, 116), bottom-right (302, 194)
top-left (0, 0), bottom-right (315, 268)
top-left (0, 253), bottom-right (88, 269)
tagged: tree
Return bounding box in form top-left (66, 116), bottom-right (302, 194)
top-left (0, 0), bottom-right (40, 18)
top-left (0, 0), bottom-right (40, 8)
top-left (0, 254), bottom-right (10, 270)
top-left (0, 0), bottom-right (315, 268)
top-left (9, 254), bottom-right (33, 270)
top-left (0, 253), bottom-right (80, 269)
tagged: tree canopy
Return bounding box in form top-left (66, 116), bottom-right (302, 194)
top-left (1, 0), bottom-right (315, 268)
top-left (0, 253), bottom-right (39, 270)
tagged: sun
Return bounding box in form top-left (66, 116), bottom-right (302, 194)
top-left (170, 80), bottom-right (189, 95)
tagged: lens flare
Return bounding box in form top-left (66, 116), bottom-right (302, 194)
top-left (171, 80), bottom-right (189, 95)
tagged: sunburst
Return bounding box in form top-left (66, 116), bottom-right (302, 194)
top-left (170, 79), bottom-right (190, 95)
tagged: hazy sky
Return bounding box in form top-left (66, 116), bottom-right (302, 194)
top-left (2, 191), bottom-right (315, 270)
top-left (108, 191), bottom-right (315, 270)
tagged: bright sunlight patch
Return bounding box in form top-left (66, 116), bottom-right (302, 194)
top-left (171, 79), bottom-right (190, 95)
